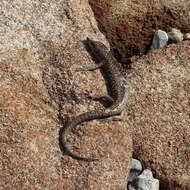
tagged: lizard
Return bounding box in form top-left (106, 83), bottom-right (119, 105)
top-left (61, 37), bottom-right (130, 161)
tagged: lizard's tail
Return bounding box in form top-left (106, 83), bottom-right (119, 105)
top-left (61, 109), bottom-right (119, 161)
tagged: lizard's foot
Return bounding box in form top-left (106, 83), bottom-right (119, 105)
top-left (100, 111), bottom-right (124, 122)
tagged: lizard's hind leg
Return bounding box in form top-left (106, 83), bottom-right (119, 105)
top-left (89, 93), bottom-right (125, 121)
top-left (103, 111), bottom-right (125, 121)
top-left (87, 93), bottom-right (114, 107)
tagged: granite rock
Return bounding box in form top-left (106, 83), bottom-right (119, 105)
top-left (127, 41), bottom-right (190, 189)
top-left (0, 0), bottom-right (133, 189)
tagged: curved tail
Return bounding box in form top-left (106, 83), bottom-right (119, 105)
top-left (61, 109), bottom-right (119, 161)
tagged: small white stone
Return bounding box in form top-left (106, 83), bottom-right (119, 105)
top-left (128, 169), bottom-right (159, 190)
top-left (128, 158), bottom-right (142, 182)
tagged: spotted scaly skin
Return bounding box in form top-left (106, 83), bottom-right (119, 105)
top-left (62, 38), bottom-right (130, 161)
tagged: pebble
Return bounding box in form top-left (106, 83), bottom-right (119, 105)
top-left (151, 29), bottom-right (168, 50)
top-left (184, 32), bottom-right (190, 40)
top-left (167, 28), bottom-right (183, 43)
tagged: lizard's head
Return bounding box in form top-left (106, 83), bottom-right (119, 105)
top-left (86, 37), bottom-right (109, 62)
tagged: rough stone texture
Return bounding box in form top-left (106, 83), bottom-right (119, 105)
top-left (126, 41), bottom-right (190, 190)
top-left (89, 0), bottom-right (190, 60)
top-left (0, 0), bottom-right (133, 189)
top-left (128, 169), bottom-right (159, 190)
top-left (128, 158), bottom-right (142, 182)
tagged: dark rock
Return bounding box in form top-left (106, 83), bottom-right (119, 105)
top-left (89, 0), bottom-right (190, 59)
